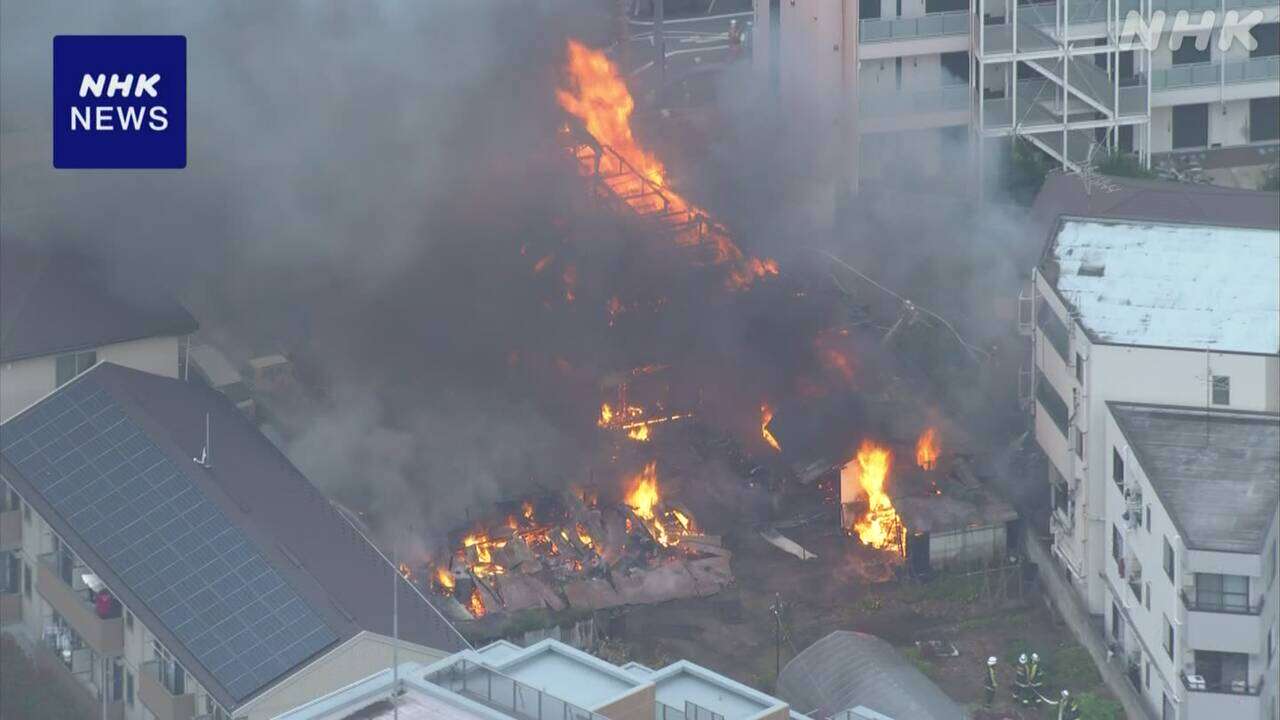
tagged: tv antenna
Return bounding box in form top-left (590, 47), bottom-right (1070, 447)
top-left (193, 413), bottom-right (213, 468)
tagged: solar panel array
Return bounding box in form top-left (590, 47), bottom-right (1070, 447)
top-left (0, 375), bottom-right (337, 703)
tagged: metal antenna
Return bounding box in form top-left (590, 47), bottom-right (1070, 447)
top-left (193, 413), bottom-right (212, 468)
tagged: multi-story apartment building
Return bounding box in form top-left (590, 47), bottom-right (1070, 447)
top-left (1029, 216), bottom-right (1279, 618)
top-left (1100, 402), bottom-right (1278, 720)
top-left (277, 636), bottom-right (813, 720)
top-left (0, 362), bottom-right (467, 720)
top-left (0, 252), bottom-right (198, 422)
top-left (752, 0), bottom-right (1279, 178)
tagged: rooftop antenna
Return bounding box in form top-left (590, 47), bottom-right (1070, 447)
top-left (193, 413), bottom-right (212, 468)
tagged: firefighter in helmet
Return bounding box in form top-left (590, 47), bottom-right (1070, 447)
top-left (1058, 689), bottom-right (1081, 720)
top-left (983, 656), bottom-right (998, 707)
top-left (1014, 653), bottom-right (1031, 706)
top-left (1028, 651), bottom-right (1045, 704)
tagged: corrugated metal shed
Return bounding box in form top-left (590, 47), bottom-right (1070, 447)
top-left (776, 631), bottom-right (967, 720)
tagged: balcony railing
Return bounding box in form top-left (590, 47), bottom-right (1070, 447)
top-left (139, 660), bottom-right (197, 720)
top-left (860, 84), bottom-right (970, 117)
top-left (860, 10), bottom-right (969, 43)
top-left (1182, 671), bottom-right (1265, 696)
top-left (35, 552), bottom-right (123, 656)
top-left (1180, 589), bottom-right (1264, 615)
top-left (1153, 57), bottom-right (1280, 91)
top-left (425, 659), bottom-right (609, 720)
top-left (657, 701), bottom-right (727, 720)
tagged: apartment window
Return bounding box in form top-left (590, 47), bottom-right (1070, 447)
top-left (1268, 624), bottom-right (1274, 665)
top-left (1112, 524), bottom-right (1124, 565)
top-left (22, 563), bottom-right (31, 598)
top-left (1144, 506), bottom-right (1150, 532)
top-left (1036, 370), bottom-right (1070, 436)
top-left (1052, 477), bottom-right (1070, 515)
top-left (1211, 375), bottom-right (1230, 405)
top-left (1171, 33), bottom-right (1211, 64)
top-left (54, 350), bottom-right (97, 387)
top-left (1112, 602), bottom-right (1123, 641)
top-left (1075, 352), bottom-right (1084, 384)
top-left (1163, 538), bottom-right (1175, 582)
top-left (1112, 448), bottom-right (1125, 488)
top-left (1145, 582), bottom-right (1151, 610)
top-left (1037, 299), bottom-right (1070, 362)
top-left (1163, 615), bottom-right (1174, 659)
top-left (1196, 574), bottom-right (1250, 612)
top-left (1074, 428), bottom-right (1085, 459)
top-left (22, 502), bottom-right (30, 523)
top-left (1145, 661), bottom-right (1151, 688)
top-left (125, 609), bottom-right (134, 631)
top-left (126, 669), bottom-right (134, 707)
top-left (860, 0), bottom-right (881, 19)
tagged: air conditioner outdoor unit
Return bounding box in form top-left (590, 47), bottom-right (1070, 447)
top-left (1186, 674), bottom-right (1206, 690)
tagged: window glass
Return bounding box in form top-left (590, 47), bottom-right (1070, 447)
top-left (1163, 538), bottom-right (1175, 582)
top-left (1211, 375), bottom-right (1229, 405)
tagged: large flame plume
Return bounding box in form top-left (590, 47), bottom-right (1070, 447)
top-left (556, 39), bottom-right (777, 290)
top-left (844, 440), bottom-right (902, 552)
top-left (625, 461), bottom-right (693, 548)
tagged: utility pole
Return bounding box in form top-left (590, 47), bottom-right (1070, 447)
top-left (392, 538), bottom-right (400, 720)
top-left (769, 593), bottom-right (786, 680)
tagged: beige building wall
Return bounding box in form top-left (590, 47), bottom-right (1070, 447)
top-left (236, 632), bottom-right (449, 720)
top-left (594, 683), bottom-right (655, 720)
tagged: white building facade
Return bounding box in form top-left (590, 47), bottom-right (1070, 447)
top-left (1025, 217), bottom-right (1279, 720)
top-left (1100, 403), bottom-right (1278, 720)
top-left (753, 0), bottom-right (1279, 177)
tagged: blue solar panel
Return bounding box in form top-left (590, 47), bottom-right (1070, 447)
top-left (0, 376), bottom-right (337, 703)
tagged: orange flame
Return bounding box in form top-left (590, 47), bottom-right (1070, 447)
top-left (627, 424), bottom-right (651, 442)
top-left (844, 441), bottom-right (901, 551)
top-left (556, 39), bottom-right (776, 291)
top-left (435, 566), bottom-right (455, 591)
top-left (761, 403), bottom-right (781, 452)
top-left (467, 587), bottom-right (486, 618)
top-left (916, 427), bottom-right (940, 470)
top-left (398, 562), bottom-right (412, 580)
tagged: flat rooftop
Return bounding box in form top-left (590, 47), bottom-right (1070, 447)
top-left (645, 662), bottom-right (788, 719)
top-left (1109, 402), bottom-right (1280, 553)
top-left (491, 640), bottom-right (641, 710)
top-left (1043, 218), bottom-right (1279, 354)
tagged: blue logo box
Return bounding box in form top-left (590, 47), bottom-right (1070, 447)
top-left (53, 35), bottom-right (186, 169)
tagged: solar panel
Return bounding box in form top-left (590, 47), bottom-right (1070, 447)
top-left (0, 376), bottom-right (338, 704)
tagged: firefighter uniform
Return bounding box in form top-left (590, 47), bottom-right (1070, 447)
top-left (1028, 652), bottom-right (1044, 704)
top-left (1014, 654), bottom-right (1031, 706)
top-left (1058, 691), bottom-right (1081, 720)
top-left (983, 657), bottom-right (998, 707)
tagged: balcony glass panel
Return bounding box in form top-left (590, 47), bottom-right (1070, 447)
top-left (860, 10), bottom-right (969, 42)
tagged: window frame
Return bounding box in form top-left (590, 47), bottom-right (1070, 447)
top-left (1194, 573), bottom-right (1250, 612)
top-left (1163, 614), bottom-right (1175, 659)
top-left (1113, 448), bottom-right (1125, 488)
top-left (1163, 538), bottom-right (1175, 583)
top-left (1211, 375), bottom-right (1230, 405)
top-left (55, 350), bottom-right (97, 387)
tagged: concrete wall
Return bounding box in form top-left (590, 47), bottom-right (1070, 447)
top-left (0, 335), bottom-right (184, 422)
top-left (237, 633), bottom-right (449, 720)
top-left (594, 683), bottom-right (656, 720)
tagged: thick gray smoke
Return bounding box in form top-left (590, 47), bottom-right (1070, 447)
top-left (0, 0), bottom-right (617, 545)
top-left (2, 1), bottom-right (1041, 549)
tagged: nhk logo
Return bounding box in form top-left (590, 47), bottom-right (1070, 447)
top-left (53, 36), bottom-right (186, 169)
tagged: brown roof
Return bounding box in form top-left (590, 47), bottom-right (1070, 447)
top-left (1031, 172), bottom-right (1280, 239)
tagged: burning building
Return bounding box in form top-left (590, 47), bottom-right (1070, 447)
top-left (835, 427), bottom-right (1019, 574)
top-left (413, 461), bottom-right (731, 621)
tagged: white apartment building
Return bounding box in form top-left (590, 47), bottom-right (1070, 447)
top-left (1029, 216), bottom-right (1279, 615)
top-left (752, 0), bottom-right (1279, 178)
top-left (0, 363), bottom-right (468, 720)
top-left (1026, 216), bottom-right (1279, 720)
top-left (0, 252), bottom-right (198, 422)
top-left (1101, 402), bottom-right (1278, 720)
top-left (277, 636), bottom-right (812, 720)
